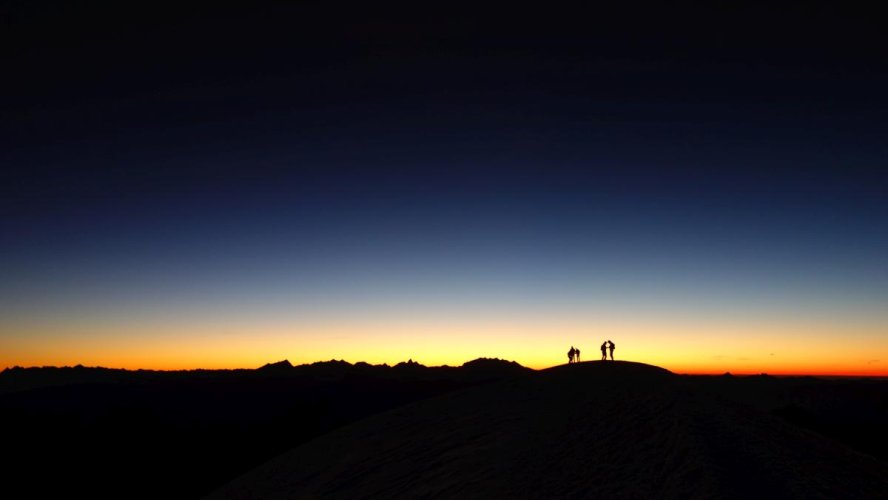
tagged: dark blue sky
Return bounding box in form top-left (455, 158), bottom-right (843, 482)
top-left (2, 2), bottom-right (887, 369)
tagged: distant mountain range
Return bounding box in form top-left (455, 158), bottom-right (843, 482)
top-left (0, 357), bottom-right (532, 394)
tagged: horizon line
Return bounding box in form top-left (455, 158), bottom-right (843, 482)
top-left (4, 359), bottom-right (887, 378)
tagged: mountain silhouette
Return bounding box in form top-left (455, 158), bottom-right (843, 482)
top-left (257, 359), bottom-right (294, 373)
top-left (209, 361), bottom-right (888, 499)
top-left (0, 357), bottom-right (530, 395)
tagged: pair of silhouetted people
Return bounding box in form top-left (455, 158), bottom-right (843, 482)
top-left (567, 346), bottom-right (581, 363)
top-left (570, 342), bottom-right (615, 364)
top-left (600, 340), bottom-right (615, 360)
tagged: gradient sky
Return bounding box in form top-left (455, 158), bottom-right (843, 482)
top-left (2, 2), bottom-right (887, 373)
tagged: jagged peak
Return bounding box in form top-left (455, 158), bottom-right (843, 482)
top-left (394, 359), bottom-right (426, 368)
top-left (258, 359), bottom-right (293, 370)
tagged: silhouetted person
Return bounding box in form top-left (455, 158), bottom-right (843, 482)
top-left (607, 340), bottom-right (615, 360)
top-left (575, 347), bottom-right (581, 363)
top-left (568, 346), bottom-right (576, 364)
top-left (600, 342), bottom-right (607, 360)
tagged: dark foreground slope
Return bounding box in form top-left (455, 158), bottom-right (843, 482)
top-left (210, 361), bottom-right (888, 499)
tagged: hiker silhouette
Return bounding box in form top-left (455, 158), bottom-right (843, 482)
top-left (568, 346), bottom-right (576, 364)
top-left (608, 340), bottom-right (615, 360)
top-left (600, 341), bottom-right (607, 360)
top-left (575, 347), bottom-right (581, 363)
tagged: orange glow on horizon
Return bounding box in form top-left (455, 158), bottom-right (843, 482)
top-left (2, 313), bottom-right (887, 376)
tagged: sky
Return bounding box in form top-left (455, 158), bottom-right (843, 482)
top-left (2, 2), bottom-right (887, 374)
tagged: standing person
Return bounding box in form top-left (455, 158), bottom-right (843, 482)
top-left (575, 347), bottom-right (581, 363)
top-left (608, 340), bottom-right (615, 360)
top-left (600, 341), bottom-right (607, 360)
top-left (568, 346), bottom-right (576, 364)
